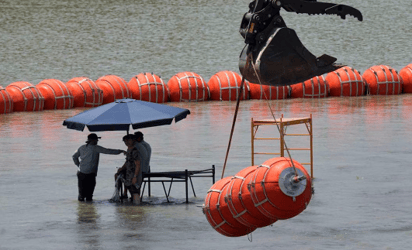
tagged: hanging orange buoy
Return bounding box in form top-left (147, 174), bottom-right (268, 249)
top-left (208, 71), bottom-right (249, 101)
top-left (362, 65), bottom-right (402, 95)
top-left (203, 177), bottom-right (255, 237)
top-left (95, 75), bottom-right (130, 104)
top-left (6, 81), bottom-right (44, 112)
top-left (66, 77), bottom-right (103, 107)
top-left (36, 79), bottom-right (74, 110)
top-left (290, 75), bottom-right (328, 98)
top-left (248, 83), bottom-right (288, 100)
top-left (0, 86), bottom-right (13, 114)
top-left (249, 157), bottom-right (312, 220)
top-left (167, 72), bottom-right (209, 102)
top-left (325, 66), bottom-right (366, 97)
top-left (127, 73), bottom-right (169, 103)
top-left (399, 64), bottom-right (412, 93)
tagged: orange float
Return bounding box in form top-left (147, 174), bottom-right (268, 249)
top-left (325, 66), bottom-right (366, 96)
top-left (290, 75), bottom-right (328, 98)
top-left (362, 65), bottom-right (402, 95)
top-left (167, 72), bottom-right (209, 102)
top-left (0, 86), bottom-right (13, 114)
top-left (249, 157), bottom-right (312, 220)
top-left (95, 75), bottom-right (130, 104)
top-left (65, 77), bottom-right (103, 108)
top-left (36, 79), bottom-right (74, 110)
top-left (127, 73), bottom-right (169, 103)
top-left (203, 177), bottom-right (255, 237)
top-left (208, 71), bottom-right (249, 101)
top-left (399, 64), bottom-right (412, 93)
top-left (6, 81), bottom-right (44, 112)
top-left (248, 83), bottom-right (288, 100)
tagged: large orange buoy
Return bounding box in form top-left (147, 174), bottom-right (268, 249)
top-left (225, 166), bottom-right (276, 228)
top-left (167, 72), bottom-right (209, 102)
top-left (36, 79), bottom-right (74, 110)
top-left (95, 75), bottom-right (130, 104)
top-left (249, 157), bottom-right (312, 220)
top-left (362, 65), bottom-right (402, 95)
top-left (399, 64), bottom-right (412, 93)
top-left (6, 81), bottom-right (44, 112)
top-left (127, 73), bottom-right (169, 103)
top-left (208, 71), bottom-right (249, 101)
top-left (66, 77), bottom-right (103, 107)
top-left (290, 75), bottom-right (328, 98)
top-left (325, 66), bottom-right (366, 96)
top-left (0, 86), bottom-right (13, 114)
top-left (248, 83), bottom-right (288, 100)
top-left (203, 177), bottom-right (255, 237)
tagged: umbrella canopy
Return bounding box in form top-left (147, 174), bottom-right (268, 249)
top-left (62, 99), bottom-right (190, 132)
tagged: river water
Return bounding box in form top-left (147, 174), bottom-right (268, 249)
top-left (1, 0), bottom-right (412, 249)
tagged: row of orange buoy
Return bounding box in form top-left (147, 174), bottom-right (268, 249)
top-left (203, 157), bottom-right (312, 237)
top-left (1, 64), bottom-right (411, 114)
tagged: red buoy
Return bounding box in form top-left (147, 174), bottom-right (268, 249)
top-left (325, 66), bottom-right (365, 96)
top-left (167, 72), bottom-right (209, 102)
top-left (36, 79), bottom-right (74, 110)
top-left (66, 77), bottom-right (103, 107)
top-left (290, 75), bottom-right (328, 98)
top-left (208, 71), bottom-right (249, 101)
top-left (6, 81), bottom-right (44, 112)
top-left (95, 75), bottom-right (130, 104)
top-left (127, 73), bottom-right (168, 103)
top-left (248, 83), bottom-right (288, 100)
top-left (399, 64), bottom-right (412, 93)
top-left (0, 86), bottom-right (13, 114)
top-left (362, 65), bottom-right (402, 95)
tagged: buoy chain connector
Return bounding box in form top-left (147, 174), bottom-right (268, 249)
top-left (278, 167), bottom-right (307, 199)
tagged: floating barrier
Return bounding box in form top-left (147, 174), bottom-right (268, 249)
top-left (6, 81), bottom-right (44, 112)
top-left (326, 66), bottom-right (366, 97)
top-left (290, 75), bottom-right (328, 98)
top-left (208, 71), bottom-right (249, 101)
top-left (36, 79), bottom-right (74, 110)
top-left (95, 75), bottom-right (130, 104)
top-left (167, 72), bottom-right (209, 102)
top-left (362, 65), bottom-right (402, 95)
top-left (128, 73), bottom-right (169, 103)
top-left (248, 83), bottom-right (288, 100)
top-left (399, 64), bottom-right (412, 93)
top-left (66, 77), bottom-right (103, 107)
top-left (0, 86), bottom-right (13, 114)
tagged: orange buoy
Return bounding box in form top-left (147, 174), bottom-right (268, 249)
top-left (325, 66), bottom-right (366, 96)
top-left (203, 177), bottom-right (255, 237)
top-left (362, 65), bottom-right (402, 95)
top-left (127, 73), bottom-right (168, 103)
top-left (95, 75), bottom-right (130, 104)
top-left (65, 77), bottom-right (103, 107)
top-left (225, 166), bottom-right (276, 228)
top-left (248, 83), bottom-right (288, 100)
top-left (6, 81), bottom-right (44, 112)
top-left (249, 157), bottom-right (312, 220)
top-left (399, 64), bottom-right (412, 93)
top-left (36, 79), bottom-right (74, 110)
top-left (290, 75), bottom-right (328, 98)
top-left (167, 72), bottom-right (209, 102)
top-left (0, 86), bottom-right (13, 114)
top-left (208, 71), bottom-right (249, 101)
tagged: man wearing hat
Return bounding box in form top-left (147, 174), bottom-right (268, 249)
top-left (73, 133), bottom-right (125, 201)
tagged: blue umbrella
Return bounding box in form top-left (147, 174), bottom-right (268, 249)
top-left (62, 99), bottom-right (190, 132)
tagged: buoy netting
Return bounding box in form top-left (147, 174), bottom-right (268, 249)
top-left (399, 64), bottom-right (412, 93)
top-left (208, 71), bottom-right (249, 101)
top-left (95, 75), bottom-right (130, 104)
top-left (36, 79), bottom-right (74, 110)
top-left (0, 86), bottom-right (13, 114)
top-left (248, 83), bottom-right (288, 100)
top-left (290, 75), bottom-right (328, 98)
top-left (6, 81), bottom-right (44, 112)
top-left (66, 77), bottom-right (103, 107)
top-left (127, 73), bottom-right (169, 103)
top-left (362, 65), bottom-right (402, 95)
top-left (326, 66), bottom-right (366, 97)
top-left (167, 72), bottom-right (209, 102)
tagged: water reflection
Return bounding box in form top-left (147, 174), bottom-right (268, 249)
top-left (76, 202), bottom-right (101, 248)
top-left (115, 205), bottom-right (146, 240)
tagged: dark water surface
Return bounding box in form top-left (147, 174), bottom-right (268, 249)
top-left (1, 0), bottom-right (412, 249)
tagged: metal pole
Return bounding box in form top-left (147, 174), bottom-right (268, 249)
top-left (185, 169), bottom-right (189, 203)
